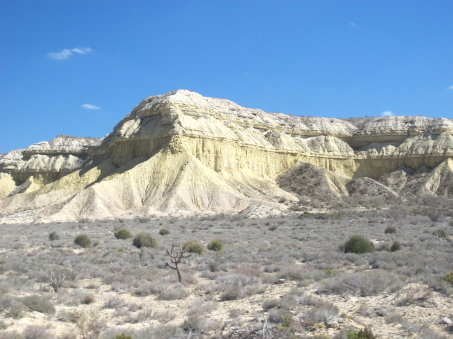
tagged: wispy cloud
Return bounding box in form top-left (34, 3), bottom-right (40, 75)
top-left (81, 104), bottom-right (101, 110)
top-left (47, 47), bottom-right (92, 60)
top-left (382, 111), bottom-right (393, 117)
top-left (448, 85), bottom-right (453, 90)
top-left (350, 22), bottom-right (357, 28)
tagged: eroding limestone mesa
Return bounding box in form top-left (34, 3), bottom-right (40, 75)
top-left (90, 90), bottom-right (453, 180)
top-left (2, 89), bottom-right (453, 221)
top-left (0, 135), bottom-right (101, 198)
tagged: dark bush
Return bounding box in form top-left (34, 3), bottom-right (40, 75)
top-left (389, 241), bottom-right (401, 252)
top-left (445, 272), bottom-right (453, 285)
top-left (208, 239), bottom-right (223, 251)
top-left (133, 232), bottom-right (158, 249)
top-left (114, 228), bottom-right (133, 240)
top-left (49, 231), bottom-right (59, 241)
top-left (159, 228), bottom-right (170, 236)
top-left (341, 235), bottom-right (374, 254)
top-left (433, 228), bottom-right (447, 239)
top-left (74, 234), bottom-right (91, 248)
top-left (183, 241), bottom-right (204, 254)
top-left (384, 226), bottom-right (396, 234)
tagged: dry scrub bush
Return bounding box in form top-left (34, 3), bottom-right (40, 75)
top-left (49, 231), bottom-right (60, 241)
top-left (157, 285), bottom-right (188, 300)
top-left (159, 228), bottom-right (170, 236)
top-left (114, 228), bottom-right (133, 240)
top-left (208, 239), bottom-right (223, 251)
top-left (21, 294), bottom-right (56, 314)
top-left (340, 235), bottom-right (374, 254)
top-left (182, 241), bottom-right (204, 254)
top-left (384, 226), bottom-right (396, 234)
top-left (320, 270), bottom-right (403, 296)
top-left (23, 325), bottom-right (55, 339)
top-left (74, 234), bottom-right (91, 248)
top-left (132, 232), bottom-right (158, 248)
top-left (432, 228), bottom-right (447, 240)
top-left (73, 309), bottom-right (107, 339)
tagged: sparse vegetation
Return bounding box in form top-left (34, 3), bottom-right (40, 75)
top-left (0, 208), bottom-right (451, 338)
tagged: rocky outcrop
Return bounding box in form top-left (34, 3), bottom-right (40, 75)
top-left (0, 135), bottom-right (100, 198)
top-left (1, 90), bottom-right (453, 222)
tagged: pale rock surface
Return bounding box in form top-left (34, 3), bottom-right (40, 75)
top-left (238, 204), bottom-right (285, 219)
top-left (381, 158), bottom-right (453, 197)
top-left (2, 90), bottom-right (453, 222)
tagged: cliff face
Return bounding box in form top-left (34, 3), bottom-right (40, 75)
top-left (0, 135), bottom-right (100, 198)
top-left (1, 90), bottom-right (453, 222)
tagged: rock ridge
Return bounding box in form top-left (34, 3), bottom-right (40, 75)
top-left (1, 90), bottom-right (453, 222)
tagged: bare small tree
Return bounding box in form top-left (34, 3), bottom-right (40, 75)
top-left (165, 244), bottom-right (191, 283)
top-left (43, 265), bottom-right (68, 292)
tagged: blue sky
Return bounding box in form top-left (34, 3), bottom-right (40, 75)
top-left (1, 1), bottom-right (452, 154)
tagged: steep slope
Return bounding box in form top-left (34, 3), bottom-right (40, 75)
top-left (380, 158), bottom-right (453, 197)
top-left (2, 90), bottom-right (453, 222)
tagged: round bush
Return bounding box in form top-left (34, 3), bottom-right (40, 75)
top-left (384, 226), bottom-right (396, 234)
top-left (183, 241), bottom-right (204, 254)
top-left (389, 241), bottom-right (401, 252)
top-left (133, 232), bottom-right (158, 249)
top-left (342, 235), bottom-right (374, 254)
top-left (114, 228), bottom-right (133, 240)
top-left (49, 231), bottom-right (60, 241)
top-left (159, 228), bottom-right (170, 236)
top-left (208, 239), bottom-right (223, 251)
top-left (74, 234), bottom-right (91, 248)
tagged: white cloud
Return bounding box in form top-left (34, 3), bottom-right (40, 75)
top-left (382, 111), bottom-right (393, 117)
top-left (72, 47), bottom-right (92, 55)
top-left (81, 104), bottom-right (101, 110)
top-left (47, 49), bottom-right (73, 60)
top-left (47, 47), bottom-right (92, 60)
top-left (448, 85), bottom-right (453, 90)
top-left (350, 22), bottom-right (356, 28)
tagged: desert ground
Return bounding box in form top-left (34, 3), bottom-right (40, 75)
top-left (0, 196), bottom-right (453, 339)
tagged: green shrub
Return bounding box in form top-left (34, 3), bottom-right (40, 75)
top-left (114, 228), bottom-right (133, 240)
top-left (433, 228), bottom-right (447, 239)
top-left (74, 234), bottom-right (91, 248)
top-left (347, 327), bottom-right (376, 339)
top-left (115, 334), bottom-right (133, 339)
top-left (21, 295), bottom-right (56, 315)
top-left (341, 235), bottom-right (374, 254)
top-left (389, 241), bottom-right (401, 252)
top-left (384, 226), bottom-right (396, 234)
top-left (159, 228), bottom-right (170, 236)
top-left (49, 231), bottom-right (59, 241)
top-left (133, 232), bottom-right (158, 249)
top-left (268, 225), bottom-right (277, 231)
top-left (183, 241), bottom-right (204, 254)
top-left (445, 272), bottom-right (453, 285)
top-left (208, 239), bottom-right (223, 251)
